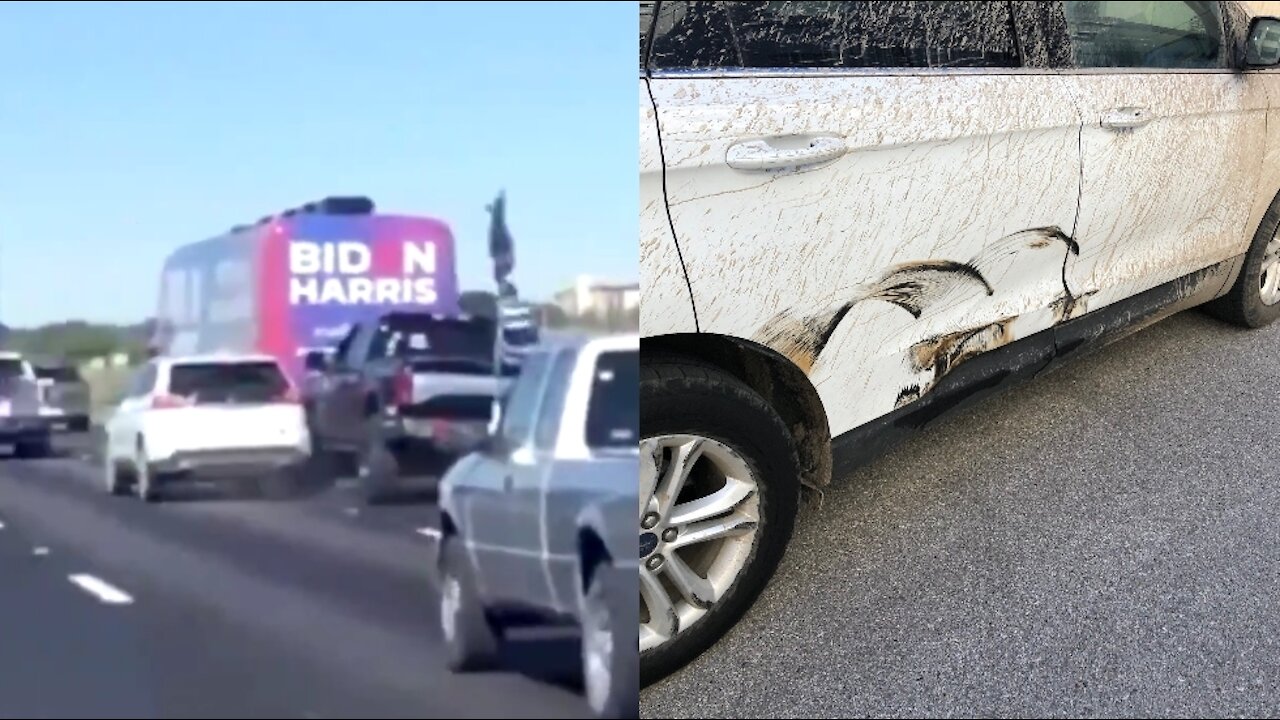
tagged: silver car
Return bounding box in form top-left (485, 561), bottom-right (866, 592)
top-left (436, 334), bottom-right (638, 719)
top-left (34, 363), bottom-right (91, 432)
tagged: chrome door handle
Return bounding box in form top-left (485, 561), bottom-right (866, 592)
top-left (1102, 107), bottom-right (1152, 131)
top-left (726, 136), bottom-right (846, 171)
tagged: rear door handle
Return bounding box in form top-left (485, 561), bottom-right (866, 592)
top-left (503, 475), bottom-right (514, 492)
top-left (1101, 107), bottom-right (1151, 131)
top-left (726, 135), bottom-right (846, 171)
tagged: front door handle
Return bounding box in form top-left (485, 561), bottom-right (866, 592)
top-left (1101, 107), bottom-right (1152, 131)
top-left (726, 135), bottom-right (846, 171)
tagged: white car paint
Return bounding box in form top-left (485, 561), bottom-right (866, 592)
top-left (103, 354), bottom-right (310, 468)
top-left (640, 1), bottom-right (1280, 441)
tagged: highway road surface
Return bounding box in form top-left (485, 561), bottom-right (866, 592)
top-left (0, 438), bottom-right (592, 719)
top-left (642, 309), bottom-right (1280, 718)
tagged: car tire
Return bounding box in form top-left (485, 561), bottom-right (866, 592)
top-left (639, 356), bottom-right (800, 688)
top-left (580, 564), bottom-right (640, 719)
top-left (1205, 190), bottom-right (1280, 328)
top-left (258, 462), bottom-right (304, 501)
top-left (439, 537), bottom-right (501, 672)
top-left (15, 435), bottom-right (51, 459)
top-left (103, 454), bottom-right (129, 496)
top-left (359, 428), bottom-right (399, 506)
top-left (135, 442), bottom-right (161, 503)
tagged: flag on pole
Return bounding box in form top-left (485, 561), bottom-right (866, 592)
top-left (487, 190), bottom-right (517, 299)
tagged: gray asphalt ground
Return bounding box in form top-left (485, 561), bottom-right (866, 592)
top-left (642, 308), bottom-right (1280, 718)
top-left (0, 438), bottom-right (592, 719)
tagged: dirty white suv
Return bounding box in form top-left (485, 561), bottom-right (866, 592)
top-left (639, 0), bottom-right (1280, 684)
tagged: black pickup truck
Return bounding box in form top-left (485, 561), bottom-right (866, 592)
top-left (303, 311), bottom-right (514, 503)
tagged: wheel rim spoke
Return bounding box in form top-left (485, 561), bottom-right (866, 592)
top-left (654, 438), bottom-right (704, 518)
top-left (671, 509), bottom-right (758, 551)
top-left (664, 552), bottom-right (717, 609)
top-left (638, 434), bottom-right (761, 656)
top-left (1266, 263), bottom-right (1280, 303)
top-left (639, 440), bottom-right (661, 520)
top-left (641, 568), bottom-right (678, 639)
top-left (669, 477), bottom-right (754, 527)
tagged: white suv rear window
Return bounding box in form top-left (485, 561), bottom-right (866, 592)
top-left (168, 362), bottom-right (289, 405)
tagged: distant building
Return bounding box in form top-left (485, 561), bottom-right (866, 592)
top-left (553, 275), bottom-right (640, 320)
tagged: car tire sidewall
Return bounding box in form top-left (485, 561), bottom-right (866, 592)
top-left (639, 362), bottom-right (799, 687)
top-left (1223, 194), bottom-right (1280, 327)
top-left (439, 538), bottom-right (500, 672)
top-left (581, 564), bottom-right (640, 719)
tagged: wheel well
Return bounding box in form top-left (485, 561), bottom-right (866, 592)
top-left (577, 528), bottom-right (611, 593)
top-left (643, 333), bottom-right (833, 490)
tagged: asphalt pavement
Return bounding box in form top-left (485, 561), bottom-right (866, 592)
top-left (641, 308), bottom-right (1280, 718)
top-left (0, 436), bottom-right (592, 719)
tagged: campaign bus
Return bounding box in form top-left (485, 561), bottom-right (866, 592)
top-left (151, 196), bottom-right (461, 381)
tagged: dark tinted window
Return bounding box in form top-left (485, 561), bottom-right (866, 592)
top-left (1063, 1), bottom-right (1224, 68)
top-left (642, 1), bottom-right (657, 67)
top-left (168, 362), bottom-right (289, 404)
top-left (501, 324), bottom-right (539, 348)
top-left (500, 351), bottom-right (551, 448)
top-left (371, 315), bottom-right (496, 362)
top-left (35, 366), bottom-right (82, 382)
top-left (650, 1), bottom-right (1021, 70)
top-left (0, 359), bottom-right (24, 379)
top-left (585, 350), bottom-right (638, 449)
top-left (534, 348), bottom-right (578, 450)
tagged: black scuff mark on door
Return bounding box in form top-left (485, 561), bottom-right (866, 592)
top-left (898, 320), bottom-right (1013, 407)
top-left (758, 224), bottom-right (1087, 410)
top-left (754, 260), bottom-right (995, 374)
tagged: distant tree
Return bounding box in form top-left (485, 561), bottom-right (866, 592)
top-left (539, 303), bottom-right (570, 329)
top-left (460, 290), bottom-right (498, 319)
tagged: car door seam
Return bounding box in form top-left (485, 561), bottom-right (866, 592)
top-left (647, 75), bottom-right (701, 332)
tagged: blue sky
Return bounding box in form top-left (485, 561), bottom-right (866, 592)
top-left (0, 1), bottom-right (637, 327)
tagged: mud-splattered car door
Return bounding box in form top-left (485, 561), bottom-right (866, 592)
top-left (645, 1), bottom-right (1087, 438)
top-left (1054, 0), bottom-right (1267, 315)
top-left (642, 2), bottom-right (698, 336)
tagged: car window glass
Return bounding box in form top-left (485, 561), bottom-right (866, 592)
top-left (649, 1), bottom-right (1021, 70)
top-left (35, 366), bottom-right (83, 382)
top-left (0, 359), bottom-right (24, 380)
top-left (500, 351), bottom-right (552, 448)
top-left (585, 350), bottom-right (638, 449)
top-left (642, 1), bottom-right (657, 68)
top-left (1062, 1), bottom-right (1224, 68)
top-left (168, 362), bottom-right (289, 405)
top-left (534, 348), bottom-right (578, 451)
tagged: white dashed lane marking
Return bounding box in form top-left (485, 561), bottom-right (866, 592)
top-left (68, 574), bottom-right (134, 605)
top-left (32, 546), bottom-right (49, 556)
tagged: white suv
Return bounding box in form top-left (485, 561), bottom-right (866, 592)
top-left (102, 354), bottom-right (311, 502)
top-left (640, 0), bottom-right (1280, 684)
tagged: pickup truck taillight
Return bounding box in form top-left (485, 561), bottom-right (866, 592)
top-left (151, 394), bottom-right (191, 410)
top-left (393, 368), bottom-right (414, 406)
